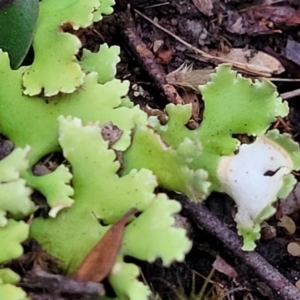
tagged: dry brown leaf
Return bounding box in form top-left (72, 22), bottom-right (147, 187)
top-left (192, 0), bottom-right (214, 16)
top-left (277, 215), bottom-right (296, 235)
top-left (212, 255), bottom-right (238, 278)
top-left (209, 48), bottom-right (284, 75)
top-left (225, 6), bottom-right (300, 35)
top-left (73, 208), bottom-right (138, 282)
top-left (287, 242), bottom-right (300, 256)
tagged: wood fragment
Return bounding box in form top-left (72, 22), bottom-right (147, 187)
top-left (21, 266), bottom-right (104, 296)
top-left (174, 194), bottom-right (300, 300)
top-left (28, 294), bottom-right (66, 300)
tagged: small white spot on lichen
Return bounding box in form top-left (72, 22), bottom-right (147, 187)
top-left (112, 262), bottom-right (122, 274)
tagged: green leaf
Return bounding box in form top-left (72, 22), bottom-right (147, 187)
top-left (123, 125), bottom-right (210, 201)
top-left (121, 193), bottom-right (191, 264)
top-left (0, 269), bottom-right (20, 285)
top-left (198, 64), bottom-right (289, 155)
top-left (81, 44), bottom-right (120, 84)
top-left (0, 284), bottom-right (28, 300)
top-left (0, 220), bottom-right (29, 264)
top-left (24, 165), bottom-right (74, 217)
top-left (0, 50), bottom-right (146, 166)
top-left (0, 146), bottom-right (34, 226)
top-left (22, 0), bottom-right (100, 96)
top-left (93, 0), bottom-right (115, 22)
top-left (0, 0), bottom-right (39, 69)
top-left (104, 259), bottom-right (151, 300)
top-left (30, 116), bottom-right (191, 300)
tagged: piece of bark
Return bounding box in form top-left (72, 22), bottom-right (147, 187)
top-left (175, 194), bottom-right (300, 300)
top-left (28, 294), bottom-right (66, 300)
top-left (21, 266), bottom-right (104, 297)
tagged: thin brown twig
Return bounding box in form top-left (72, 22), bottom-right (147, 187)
top-left (143, 2), bottom-right (170, 9)
top-left (277, 116), bottom-right (292, 131)
top-left (122, 12), bottom-right (183, 104)
top-left (272, 118), bottom-right (280, 130)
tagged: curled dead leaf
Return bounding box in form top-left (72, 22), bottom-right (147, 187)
top-left (212, 255), bottom-right (238, 278)
top-left (209, 48), bottom-right (284, 75)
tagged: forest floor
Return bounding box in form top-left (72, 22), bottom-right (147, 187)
top-left (91, 1), bottom-right (300, 300)
top-left (11, 1), bottom-right (300, 299)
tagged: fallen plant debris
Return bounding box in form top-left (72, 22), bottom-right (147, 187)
top-left (2, 0), bottom-right (300, 299)
top-left (133, 9), bottom-right (280, 77)
top-left (122, 16), bottom-right (184, 104)
top-left (225, 5), bottom-right (300, 35)
top-left (212, 255), bottom-right (238, 279)
top-left (74, 208), bottom-right (138, 283)
top-left (20, 266), bottom-right (105, 297)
